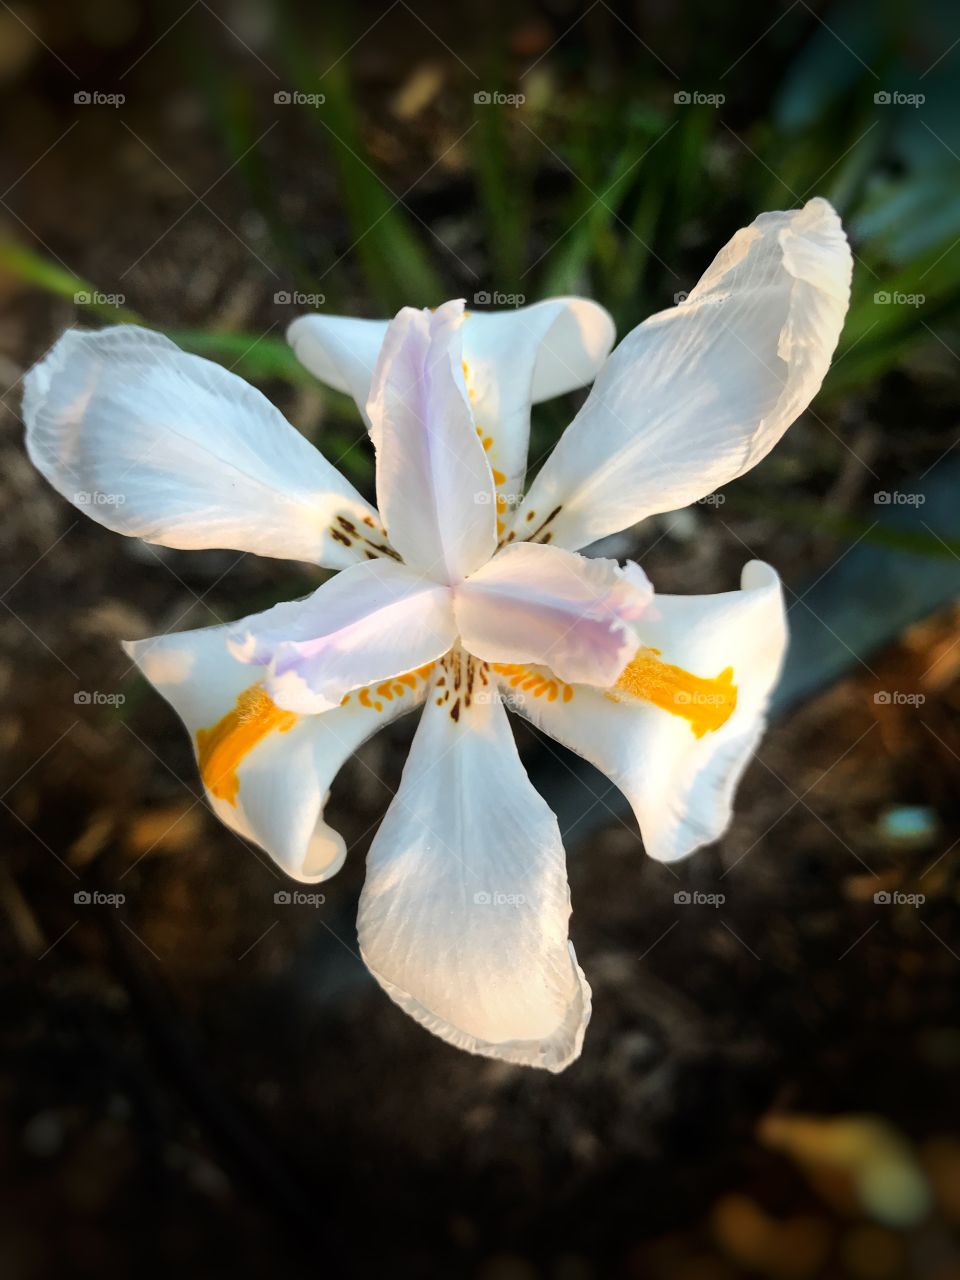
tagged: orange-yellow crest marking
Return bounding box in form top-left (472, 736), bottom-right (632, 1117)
top-left (612, 647), bottom-right (737, 738)
top-left (196, 685), bottom-right (297, 806)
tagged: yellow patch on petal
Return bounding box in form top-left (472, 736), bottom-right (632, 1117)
top-left (196, 684), bottom-right (297, 806)
top-left (340, 662), bottom-right (436, 714)
top-left (611, 647), bottom-right (737, 738)
top-left (492, 662), bottom-right (575, 704)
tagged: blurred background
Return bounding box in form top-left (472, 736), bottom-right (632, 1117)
top-left (1, 0), bottom-right (960, 1276)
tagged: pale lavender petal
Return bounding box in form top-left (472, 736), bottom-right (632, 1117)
top-left (229, 559), bottom-right (457, 713)
top-left (454, 542), bottom-right (653, 687)
top-left (365, 299), bottom-right (497, 582)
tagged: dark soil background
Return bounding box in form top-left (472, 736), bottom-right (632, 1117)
top-left (1, 2), bottom-right (960, 1277)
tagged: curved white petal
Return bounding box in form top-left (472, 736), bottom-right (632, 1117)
top-left (286, 299), bottom-right (614, 508)
top-left (366, 300), bottom-right (496, 582)
top-left (23, 325), bottom-right (381, 569)
top-left (287, 313), bottom-right (388, 417)
top-left (459, 298), bottom-right (615, 505)
top-left (124, 620), bottom-right (432, 882)
top-left (455, 542), bottom-right (652, 687)
top-left (229, 559), bottom-right (456, 714)
top-left (518, 199), bottom-right (853, 550)
top-left (501, 561), bottom-right (787, 863)
top-left (357, 670), bottom-right (590, 1071)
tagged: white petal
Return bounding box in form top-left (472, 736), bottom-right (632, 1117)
top-left (124, 619), bottom-right (432, 882)
top-left (229, 559), bottom-right (456, 713)
top-left (365, 300), bottom-right (496, 581)
top-left (518, 199), bottom-right (853, 550)
top-left (454, 541), bottom-right (652, 687)
top-left (357, 672), bottom-right (590, 1071)
top-left (286, 299), bottom-right (614, 509)
top-left (459, 298), bottom-right (615, 504)
top-left (500, 561), bottom-right (787, 863)
top-left (23, 325), bottom-right (380, 569)
top-left (287, 313), bottom-right (388, 418)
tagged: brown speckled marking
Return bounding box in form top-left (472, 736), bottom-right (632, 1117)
top-left (330, 513), bottom-right (401, 562)
top-left (526, 505), bottom-right (562, 545)
top-left (438, 648), bottom-right (493, 725)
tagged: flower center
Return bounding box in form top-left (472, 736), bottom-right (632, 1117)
top-left (610, 647), bottom-right (737, 737)
top-left (196, 684), bottom-right (297, 805)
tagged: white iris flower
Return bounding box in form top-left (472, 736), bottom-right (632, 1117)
top-left (23, 197), bottom-right (852, 1071)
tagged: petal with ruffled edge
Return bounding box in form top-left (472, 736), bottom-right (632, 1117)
top-left (517, 199), bottom-right (852, 551)
top-left (124, 620), bottom-right (434, 883)
top-left (229, 558), bottom-right (457, 715)
top-left (23, 325), bottom-right (381, 569)
top-left (497, 561), bottom-right (787, 863)
top-left (365, 300), bottom-right (496, 582)
top-left (357, 666), bottom-right (590, 1072)
top-left (454, 541), bottom-right (653, 688)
